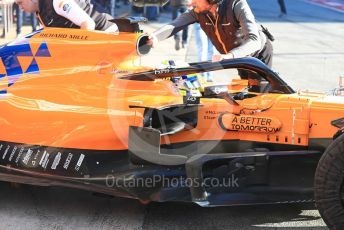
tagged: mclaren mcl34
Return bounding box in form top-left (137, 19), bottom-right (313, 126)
top-left (0, 17), bottom-right (343, 229)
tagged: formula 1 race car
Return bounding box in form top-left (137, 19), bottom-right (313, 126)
top-left (0, 17), bottom-right (343, 229)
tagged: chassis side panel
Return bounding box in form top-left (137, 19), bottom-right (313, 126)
top-left (0, 140), bottom-right (322, 206)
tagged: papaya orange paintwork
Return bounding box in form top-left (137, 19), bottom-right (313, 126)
top-left (0, 27), bottom-right (343, 152)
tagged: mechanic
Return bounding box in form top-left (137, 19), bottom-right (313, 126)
top-left (147, 0), bottom-right (274, 92)
top-left (15, 0), bottom-right (118, 32)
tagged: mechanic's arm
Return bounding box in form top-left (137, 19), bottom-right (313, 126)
top-left (229, 0), bottom-right (262, 58)
top-left (53, 0), bottom-right (96, 30)
top-left (148, 11), bottom-right (197, 47)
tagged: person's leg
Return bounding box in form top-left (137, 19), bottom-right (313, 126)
top-left (172, 6), bottom-right (181, 50)
top-left (194, 24), bottom-right (213, 81)
top-left (246, 40), bottom-right (273, 92)
top-left (194, 24), bottom-right (207, 61)
top-left (15, 4), bottom-right (23, 36)
top-left (257, 40), bottom-right (273, 67)
top-left (30, 13), bottom-right (37, 32)
top-left (171, 6), bottom-right (178, 21)
top-left (278, 0), bottom-right (287, 15)
top-left (179, 6), bottom-right (188, 47)
top-left (193, 24), bottom-right (202, 62)
top-left (207, 38), bottom-right (214, 61)
top-left (205, 38), bottom-right (215, 81)
top-left (182, 26), bottom-right (188, 48)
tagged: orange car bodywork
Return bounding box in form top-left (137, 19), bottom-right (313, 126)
top-left (0, 28), bottom-right (174, 150)
top-left (0, 27), bottom-right (343, 154)
top-left (1, 26), bottom-right (344, 209)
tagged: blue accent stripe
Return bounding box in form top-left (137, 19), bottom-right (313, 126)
top-left (0, 43), bottom-right (34, 76)
top-left (0, 38), bottom-right (51, 93)
top-left (2, 55), bottom-right (23, 76)
top-left (14, 44), bottom-right (34, 57)
top-left (24, 28), bottom-right (43, 39)
top-left (35, 42), bottom-right (51, 57)
top-left (25, 58), bottom-right (39, 73)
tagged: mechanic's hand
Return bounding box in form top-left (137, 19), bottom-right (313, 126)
top-left (147, 34), bottom-right (159, 48)
top-left (212, 53), bottom-right (234, 62)
top-left (212, 54), bottom-right (224, 62)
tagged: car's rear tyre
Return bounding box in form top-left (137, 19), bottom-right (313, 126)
top-left (315, 134), bottom-right (344, 229)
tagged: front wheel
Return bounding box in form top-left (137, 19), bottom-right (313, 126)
top-left (315, 134), bottom-right (344, 229)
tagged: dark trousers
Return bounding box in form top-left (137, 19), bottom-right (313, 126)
top-left (15, 4), bottom-right (37, 35)
top-left (172, 6), bottom-right (188, 42)
top-left (255, 39), bottom-right (273, 68)
top-left (239, 39), bottom-right (273, 81)
top-left (278, 0), bottom-right (287, 14)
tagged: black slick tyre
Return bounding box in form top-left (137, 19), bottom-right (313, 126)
top-left (315, 134), bottom-right (344, 229)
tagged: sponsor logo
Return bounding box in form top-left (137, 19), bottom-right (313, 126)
top-left (15, 147), bottom-right (25, 164)
top-left (31, 150), bottom-right (40, 167)
top-left (39, 151), bottom-right (50, 169)
top-left (57, 1), bottom-right (72, 14)
top-left (2, 145), bottom-right (10, 160)
top-left (63, 153), bottom-right (73, 170)
top-left (154, 68), bottom-right (171, 75)
top-left (220, 114), bottom-right (282, 133)
top-left (46, 19), bottom-right (54, 26)
top-left (75, 154), bottom-right (85, 171)
top-left (22, 149), bottom-right (33, 165)
top-left (187, 96), bottom-right (196, 102)
top-left (8, 146), bottom-right (18, 162)
top-left (51, 152), bottom-right (62, 170)
top-left (62, 3), bottom-right (72, 13)
top-left (214, 87), bottom-right (227, 95)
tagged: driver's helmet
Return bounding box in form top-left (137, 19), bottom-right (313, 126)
top-left (159, 60), bottom-right (204, 97)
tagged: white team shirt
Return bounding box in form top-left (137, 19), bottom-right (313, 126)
top-left (52, 0), bottom-right (118, 32)
top-left (53, 0), bottom-right (94, 28)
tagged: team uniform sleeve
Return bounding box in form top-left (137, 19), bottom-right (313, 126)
top-left (153, 10), bottom-right (197, 41)
top-left (230, 0), bottom-right (262, 58)
top-left (53, 0), bottom-right (95, 27)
